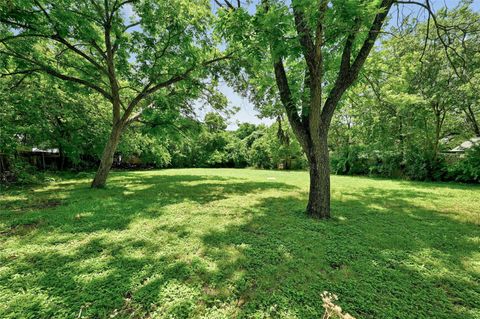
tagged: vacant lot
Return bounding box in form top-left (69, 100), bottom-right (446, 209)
top-left (0, 169), bottom-right (479, 318)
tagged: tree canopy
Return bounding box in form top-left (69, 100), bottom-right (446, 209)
top-left (1, 0), bottom-right (479, 205)
top-left (1, 0), bottom-right (229, 187)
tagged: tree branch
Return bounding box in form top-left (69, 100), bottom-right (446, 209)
top-left (322, 0), bottom-right (394, 125)
top-left (121, 53), bottom-right (234, 124)
top-left (293, 7), bottom-right (315, 77)
top-left (273, 58), bottom-right (309, 150)
top-left (0, 48), bottom-right (112, 100)
top-left (395, 0), bottom-right (465, 79)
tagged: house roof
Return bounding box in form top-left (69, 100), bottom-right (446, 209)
top-left (31, 148), bottom-right (59, 154)
top-left (449, 137), bottom-right (480, 153)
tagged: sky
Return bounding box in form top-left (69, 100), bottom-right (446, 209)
top-left (218, 0), bottom-right (480, 130)
top-left (196, 82), bottom-right (275, 130)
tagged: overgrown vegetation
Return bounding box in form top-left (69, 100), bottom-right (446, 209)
top-left (328, 2), bottom-right (480, 183)
top-left (2, 2), bottom-right (479, 188)
top-left (1, 1), bottom-right (479, 317)
top-left (1, 169), bottom-right (479, 318)
top-left (0, 0), bottom-right (231, 188)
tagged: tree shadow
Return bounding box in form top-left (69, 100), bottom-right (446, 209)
top-left (1, 235), bottom-right (201, 318)
top-left (1, 173), bottom-right (297, 235)
top-left (1, 172), bottom-right (478, 318)
top-left (0, 173), bottom-right (299, 318)
top-left (201, 190), bottom-right (480, 319)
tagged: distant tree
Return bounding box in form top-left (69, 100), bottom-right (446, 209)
top-left (217, 0), bottom-right (399, 218)
top-left (436, 3), bottom-right (480, 137)
top-left (0, 73), bottom-right (110, 166)
top-left (235, 123), bottom-right (258, 140)
top-left (204, 112), bottom-right (227, 132)
top-left (328, 2), bottom-right (480, 181)
top-left (248, 121), bottom-right (306, 170)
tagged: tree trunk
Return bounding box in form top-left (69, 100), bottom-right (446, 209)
top-left (91, 123), bottom-right (123, 188)
top-left (306, 132), bottom-right (330, 219)
top-left (464, 105), bottom-right (480, 137)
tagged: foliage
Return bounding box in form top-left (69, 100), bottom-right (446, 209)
top-left (448, 145), bottom-right (480, 183)
top-left (1, 169), bottom-right (479, 318)
top-left (0, 74), bottom-right (110, 164)
top-left (0, 0), bottom-right (229, 186)
top-left (328, 2), bottom-right (480, 182)
top-left (2, 159), bottom-right (42, 185)
top-left (2, 1), bottom-right (479, 186)
top-left (248, 121), bottom-right (307, 170)
top-left (161, 113), bottom-right (306, 170)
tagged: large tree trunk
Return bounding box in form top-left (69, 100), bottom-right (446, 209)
top-left (91, 123), bottom-right (123, 188)
top-left (306, 131), bottom-right (330, 219)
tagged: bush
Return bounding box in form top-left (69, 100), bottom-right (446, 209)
top-left (330, 146), bottom-right (369, 176)
top-left (249, 138), bottom-right (273, 169)
top-left (1, 159), bottom-right (46, 185)
top-left (403, 150), bottom-right (447, 181)
top-left (448, 145), bottom-right (480, 183)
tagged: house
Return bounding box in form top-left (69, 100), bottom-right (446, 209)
top-left (0, 148), bottom-right (61, 173)
top-left (447, 137), bottom-right (480, 154)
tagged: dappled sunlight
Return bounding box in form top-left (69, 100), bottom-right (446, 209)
top-left (75, 268), bottom-right (115, 285)
top-left (1, 169), bottom-right (479, 318)
top-left (462, 252), bottom-right (480, 276)
top-left (405, 248), bottom-right (453, 277)
top-left (331, 181), bottom-right (480, 225)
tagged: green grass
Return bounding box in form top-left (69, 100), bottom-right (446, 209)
top-left (0, 169), bottom-right (479, 319)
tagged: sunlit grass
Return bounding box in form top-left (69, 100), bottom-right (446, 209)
top-left (0, 169), bottom-right (479, 318)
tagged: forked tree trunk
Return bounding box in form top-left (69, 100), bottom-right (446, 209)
top-left (91, 122), bottom-right (123, 188)
top-left (306, 131), bottom-right (330, 219)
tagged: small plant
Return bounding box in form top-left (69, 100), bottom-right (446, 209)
top-left (321, 291), bottom-right (356, 319)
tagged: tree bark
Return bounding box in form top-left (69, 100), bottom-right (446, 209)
top-left (306, 131), bottom-right (330, 219)
top-left (264, 0), bottom-right (393, 219)
top-left (91, 122), bottom-right (123, 188)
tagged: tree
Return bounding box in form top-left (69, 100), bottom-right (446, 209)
top-left (204, 112), bottom-right (228, 132)
top-left (217, 0), bottom-right (473, 218)
top-left (0, 73), bottom-right (111, 168)
top-left (247, 120), bottom-right (306, 169)
top-left (327, 2), bottom-right (480, 181)
top-left (217, 0), bottom-right (402, 218)
top-left (1, 0), bottom-right (229, 187)
top-left (435, 2), bottom-right (480, 137)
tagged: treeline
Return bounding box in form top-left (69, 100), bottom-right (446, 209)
top-left (166, 114), bottom-right (307, 170)
top-left (0, 94), bottom-right (307, 183)
top-left (328, 6), bottom-right (480, 183)
top-left (1, 1), bottom-right (479, 185)
top-left (1, 86), bottom-right (478, 183)
top-left (0, 73), bottom-right (307, 179)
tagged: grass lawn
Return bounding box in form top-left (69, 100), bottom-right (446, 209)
top-left (0, 168), bottom-right (479, 319)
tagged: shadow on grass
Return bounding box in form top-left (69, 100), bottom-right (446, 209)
top-left (0, 173), bottom-right (299, 317)
top-left (0, 172), bottom-right (478, 318)
top-left (200, 192), bottom-right (480, 318)
top-left (1, 174), bottom-right (296, 234)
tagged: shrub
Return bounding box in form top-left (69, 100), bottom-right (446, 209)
top-left (448, 145), bottom-right (480, 183)
top-left (1, 158), bottom-right (45, 185)
top-left (330, 146), bottom-right (369, 176)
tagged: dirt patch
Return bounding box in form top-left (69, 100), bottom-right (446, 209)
top-left (3, 199), bottom-right (61, 212)
top-left (0, 220), bottom-right (43, 236)
top-left (35, 199), bottom-right (61, 209)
